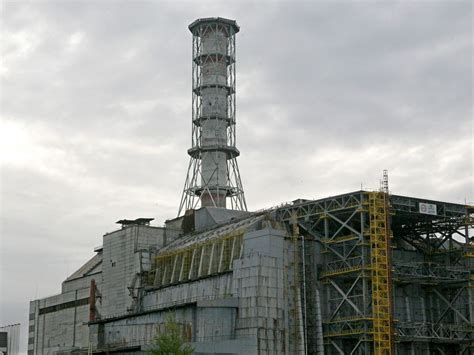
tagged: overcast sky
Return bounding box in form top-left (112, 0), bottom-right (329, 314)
top-left (0, 0), bottom-right (472, 352)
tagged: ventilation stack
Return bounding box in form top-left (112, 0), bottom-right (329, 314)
top-left (179, 17), bottom-right (247, 215)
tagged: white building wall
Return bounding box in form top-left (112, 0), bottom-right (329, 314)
top-left (61, 271), bottom-right (101, 294)
top-left (0, 324), bottom-right (21, 355)
top-left (101, 225), bottom-right (165, 317)
top-left (28, 288), bottom-right (91, 355)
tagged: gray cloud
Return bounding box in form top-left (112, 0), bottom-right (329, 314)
top-left (1, 1), bottom-right (472, 353)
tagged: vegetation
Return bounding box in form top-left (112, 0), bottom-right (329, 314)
top-left (148, 313), bottom-right (194, 355)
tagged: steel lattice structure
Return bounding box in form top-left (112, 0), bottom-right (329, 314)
top-left (276, 191), bottom-right (473, 355)
top-left (178, 18), bottom-right (247, 216)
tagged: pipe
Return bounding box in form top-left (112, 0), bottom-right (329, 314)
top-left (73, 290), bottom-right (77, 347)
top-left (314, 288), bottom-right (325, 354)
top-left (301, 235), bottom-right (308, 354)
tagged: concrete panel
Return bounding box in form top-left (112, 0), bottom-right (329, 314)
top-left (197, 298), bottom-right (239, 308)
top-left (243, 228), bottom-right (285, 258)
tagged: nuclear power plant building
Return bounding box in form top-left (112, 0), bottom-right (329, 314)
top-left (28, 18), bottom-right (474, 355)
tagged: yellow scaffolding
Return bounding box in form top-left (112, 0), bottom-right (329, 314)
top-left (320, 265), bottom-right (370, 278)
top-left (368, 191), bottom-right (394, 355)
top-left (321, 234), bottom-right (359, 244)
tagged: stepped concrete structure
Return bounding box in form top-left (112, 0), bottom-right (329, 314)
top-left (28, 17), bottom-right (473, 355)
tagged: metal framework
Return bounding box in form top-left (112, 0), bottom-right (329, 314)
top-left (179, 18), bottom-right (247, 215)
top-left (150, 231), bottom-right (244, 288)
top-left (276, 191), bottom-right (473, 355)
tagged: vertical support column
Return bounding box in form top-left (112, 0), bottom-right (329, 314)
top-left (404, 294), bottom-right (411, 322)
top-left (89, 279), bottom-right (97, 322)
top-left (468, 275), bottom-right (474, 338)
top-left (361, 207), bottom-right (369, 317)
top-left (361, 196), bottom-right (371, 355)
top-left (73, 289), bottom-right (77, 347)
top-left (314, 288), bottom-right (325, 355)
top-left (465, 208), bottom-right (474, 332)
top-left (290, 213), bottom-right (305, 355)
top-left (188, 248), bottom-right (197, 280)
top-left (34, 300), bottom-right (40, 355)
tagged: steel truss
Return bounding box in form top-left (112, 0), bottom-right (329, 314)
top-left (277, 191), bottom-right (375, 354)
top-left (391, 201), bottom-right (474, 354)
top-left (276, 191), bottom-right (473, 355)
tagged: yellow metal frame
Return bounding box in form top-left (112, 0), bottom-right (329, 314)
top-left (368, 191), bottom-right (394, 355)
top-left (320, 265), bottom-right (370, 278)
top-left (465, 243), bottom-right (474, 258)
top-left (323, 316), bottom-right (375, 338)
top-left (321, 234), bottom-right (360, 244)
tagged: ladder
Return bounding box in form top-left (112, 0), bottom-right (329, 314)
top-left (369, 191), bottom-right (393, 355)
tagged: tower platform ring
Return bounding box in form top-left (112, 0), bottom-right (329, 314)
top-left (188, 17), bottom-right (240, 36)
top-left (192, 116), bottom-right (235, 127)
top-left (185, 185), bottom-right (242, 198)
top-left (193, 84), bottom-right (235, 95)
top-left (187, 145), bottom-right (240, 159)
top-left (193, 53), bottom-right (235, 65)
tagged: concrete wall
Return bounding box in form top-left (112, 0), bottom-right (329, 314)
top-left (87, 226), bottom-right (290, 355)
top-left (101, 226), bottom-right (165, 317)
top-left (194, 207), bottom-right (250, 231)
top-left (29, 220), bottom-right (295, 355)
top-left (29, 224), bottom-right (165, 355)
top-left (61, 271), bottom-right (101, 294)
top-left (28, 288), bottom-right (91, 355)
top-left (143, 274), bottom-right (233, 309)
top-left (28, 301), bottom-right (38, 355)
top-left (232, 227), bottom-right (289, 354)
top-left (91, 306), bottom-right (252, 354)
top-left (0, 324), bottom-right (20, 355)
